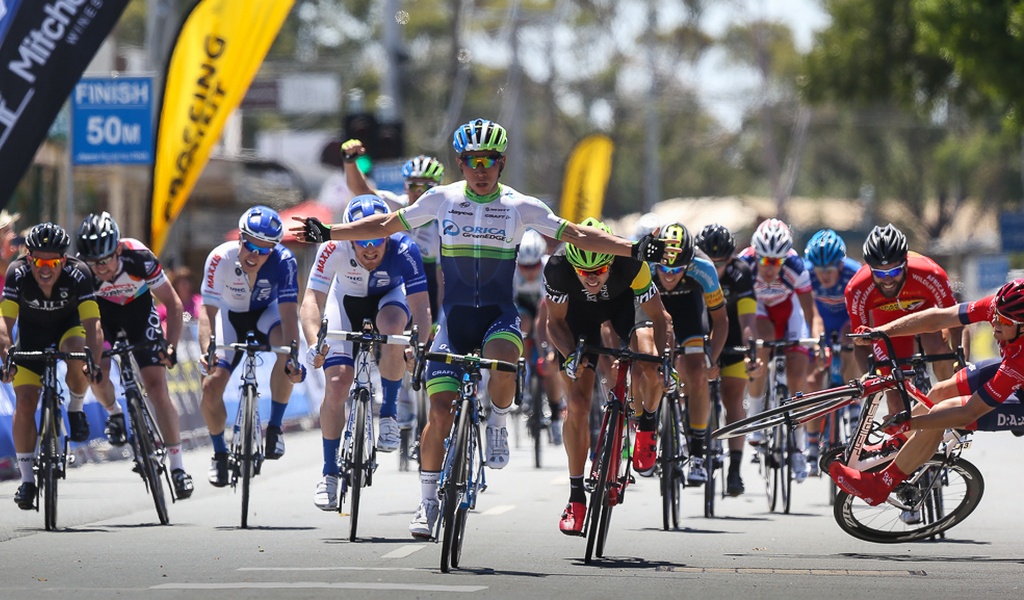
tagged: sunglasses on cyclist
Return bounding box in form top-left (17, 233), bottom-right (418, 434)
top-left (871, 263), bottom-right (905, 279)
top-left (574, 264), bottom-right (610, 278)
top-left (240, 238), bottom-right (273, 256)
top-left (85, 254), bottom-right (117, 267)
top-left (813, 265), bottom-right (840, 275)
top-left (29, 256), bottom-right (64, 269)
top-left (993, 309), bottom-right (1023, 328)
top-left (657, 264), bottom-right (687, 275)
top-left (459, 154), bottom-right (502, 170)
top-left (407, 181), bottom-right (438, 193)
top-left (757, 256), bottom-right (785, 267)
top-left (354, 238), bottom-right (386, 249)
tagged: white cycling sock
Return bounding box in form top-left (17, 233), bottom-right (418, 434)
top-left (105, 398), bottom-right (123, 416)
top-left (16, 452), bottom-right (33, 483)
top-left (420, 470), bottom-right (439, 503)
top-left (67, 390), bottom-right (85, 412)
top-left (488, 403), bottom-right (510, 429)
top-left (167, 443), bottom-right (183, 471)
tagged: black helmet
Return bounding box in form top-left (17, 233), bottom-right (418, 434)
top-left (25, 222), bottom-right (70, 254)
top-left (696, 224), bottom-right (736, 261)
top-left (662, 223), bottom-right (695, 268)
top-left (862, 223), bottom-right (908, 268)
top-left (76, 211), bottom-right (121, 260)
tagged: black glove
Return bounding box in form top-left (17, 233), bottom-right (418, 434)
top-left (162, 343), bottom-right (178, 368)
top-left (303, 217), bottom-right (332, 244)
top-left (632, 233), bottom-right (667, 263)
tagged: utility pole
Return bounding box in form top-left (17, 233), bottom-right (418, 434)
top-left (504, 0), bottom-right (524, 189)
top-left (381, 0), bottom-right (404, 132)
top-left (643, 0), bottom-right (662, 212)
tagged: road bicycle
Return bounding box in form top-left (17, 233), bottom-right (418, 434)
top-left (714, 331), bottom-right (983, 542)
top-left (703, 377), bottom-right (725, 518)
top-left (206, 332), bottom-right (299, 528)
top-left (314, 318), bottom-right (419, 541)
top-left (103, 333), bottom-right (175, 525)
top-left (412, 346), bottom-right (523, 572)
top-left (4, 346), bottom-right (95, 531)
top-left (523, 341), bottom-right (554, 469)
top-left (568, 339), bottom-right (667, 564)
top-left (656, 365), bottom-right (686, 530)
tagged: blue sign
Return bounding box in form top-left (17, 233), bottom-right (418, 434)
top-left (999, 210), bottom-right (1024, 253)
top-left (371, 161), bottom-right (406, 195)
top-left (976, 254), bottom-right (1010, 292)
top-left (71, 76), bottom-right (153, 165)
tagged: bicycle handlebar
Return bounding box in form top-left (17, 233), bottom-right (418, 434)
top-left (4, 346), bottom-right (97, 381)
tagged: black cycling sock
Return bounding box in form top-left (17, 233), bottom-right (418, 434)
top-left (729, 450), bottom-right (743, 472)
top-left (689, 431), bottom-right (706, 457)
top-left (569, 476), bottom-right (586, 503)
top-left (638, 408), bottom-right (658, 432)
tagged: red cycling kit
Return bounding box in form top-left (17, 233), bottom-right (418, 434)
top-left (845, 252), bottom-right (956, 363)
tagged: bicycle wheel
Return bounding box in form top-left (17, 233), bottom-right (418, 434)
top-left (762, 423), bottom-right (781, 513)
top-left (349, 388), bottom-right (370, 542)
top-left (596, 414), bottom-right (626, 559)
top-left (440, 401), bottom-right (470, 573)
top-left (704, 408), bottom-right (719, 518)
top-left (239, 386), bottom-right (257, 529)
top-left (781, 427), bottom-right (794, 515)
top-left (833, 455), bottom-right (984, 543)
top-left (713, 386), bottom-right (862, 439)
top-left (450, 420), bottom-right (479, 569)
top-left (659, 397), bottom-right (682, 530)
top-left (585, 401), bottom-right (618, 564)
top-left (129, 396), bottom-right (169, 525)
top-left (529, 372), bottom-right (544, 469)
top-left (40, 399), bottom-right (60, 531)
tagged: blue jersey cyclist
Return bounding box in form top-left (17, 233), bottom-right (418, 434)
top-left (198, 206), bottom-right (306, 488)
top-left (301, 195), bottom-right (432, 512)
top-left (292, 117), bottom-right (673, 540)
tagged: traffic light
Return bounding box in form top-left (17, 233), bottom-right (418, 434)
top-left (344, 113), bottom-right (379, 152)
top-left (376, 121), bottom-right (404, 159)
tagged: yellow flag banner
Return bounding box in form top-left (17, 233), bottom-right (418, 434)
top-left (558, 134), bottom-right (614, 223)
top-left (149, 0), bottom-right (294, 255)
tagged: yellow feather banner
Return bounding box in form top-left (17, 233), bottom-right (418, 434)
top-left (558, 134), bottom-right (614, 223)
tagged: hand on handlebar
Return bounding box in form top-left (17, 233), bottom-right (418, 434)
top-left (563, 354), bottom-right (582, 381)
top-left (745, 356), bottom-right (766, 379)
top-left (882, 411), bottom-right (913, 436)
top-left (83, 361), bottom-right (103, 384)
top-left (851, 325), bottom-right (877, 346)
top-left (307, 343), bottom-right (329, 369)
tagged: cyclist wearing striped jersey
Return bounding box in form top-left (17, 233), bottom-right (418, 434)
top-left (75, 212), bottom-right (194, 499)
top-left (342, 140), bottom-right (445, 324)
top-left (696, 224), bottom-right (762, 496)
top-left (0, 223), bottom-right (104, 509)
top-left (831, 280), bottom-right (1024, 505)
top-left (199, 206), bottom-right (307, 488)
top-left (292, 118), bottom-right (673, 539)
top-left (301, 196), bottom-right (431, 511)
top-left (845, 224), bottom-right (960, 415)
top-left (738, 218), bottom-right (815, 481)
top-left (544, 218), bottom-right (671, 535)
top-left (652, 223), bottom-right (727, 485)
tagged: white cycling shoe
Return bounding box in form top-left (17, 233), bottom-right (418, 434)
top-left (485, 425), bottom-right (509, 469)
top-left (377, 417), bottom-right (401, 453)
top-left (314, 474), bottom-right (339, 511)
top-left (409, 500), bottom-right (439, 539)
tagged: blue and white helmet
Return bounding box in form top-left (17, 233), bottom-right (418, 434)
top-left (343, 194), bottom-right (390, 223)
top-left (805, 229), bottom-right (847, 268)
top-left (238, 206), bottom-right (283, 244)
top-left (452, 118), bottom-right (508, 154)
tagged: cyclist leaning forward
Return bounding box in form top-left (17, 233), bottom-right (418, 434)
top-left (651, 223), bottom-right (727, 486)
top-left (546, 218), bottom-right (672, 535)
top-left (291, 117), bottom-right (674, 539)
top-left (300, 195), bottom-right (432, 511)
top-left (75, 212), bottom-right (194, 498)
top-left (0, 223), bottom-right (103, 508)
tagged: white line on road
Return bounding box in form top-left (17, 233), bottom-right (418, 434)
top-left (382, 544), bottom-right (427, 559)
top-left (656, 566), bottom-right (927, 577)
top-left (153, 582), bottom-right (487, 592)
top-left (238, 567), bottom-right (422, 572)
top-left (480, 504), bottom-right (515, 516)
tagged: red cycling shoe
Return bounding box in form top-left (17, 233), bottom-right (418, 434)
top-left (559, 501), bottom-right (586, 536)
top-left (633, 431), bottom-right (657, 472)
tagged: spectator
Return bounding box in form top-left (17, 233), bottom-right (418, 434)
top-left (0, 210), bottom-right (20, 292)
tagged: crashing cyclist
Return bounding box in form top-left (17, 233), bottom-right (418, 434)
top-left (75, 212), bottom-right (194, 499)
top-left (198, 206), bottom-right (306, 488)
top-left (0, 223), bottom-right (103, 509)
top-left (544, 217), bottom-right (671, 535)
top-left (291, 117), bottom-right (674, 540)
top-left (300, 195), bottom-right (432, 511)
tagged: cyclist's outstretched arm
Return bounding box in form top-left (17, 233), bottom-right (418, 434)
top-left (339, 139), bottom-right (377, 197)
top-left (854, 305), bottom-right (961, 344)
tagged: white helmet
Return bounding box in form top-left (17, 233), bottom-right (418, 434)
top-left (518, 229), bottom-right (547, 266)
top-left (751, 218), bottom-right (793, 258)
top-left (633, 212), bottom-right (663, 241)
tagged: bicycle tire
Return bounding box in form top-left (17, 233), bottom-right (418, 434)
top-left (833, 455), bottom-right (984, 543)
top-left (530, 372), bottom-right (544, 469)
top-left (451, 420), bottom-right (479, 569)
top-left (129, 396), bottom-right (169, 525)
top-left (239, 386), bottom-right (256, 529)
top-left (349, 388), bottom-right (370, 542)
top-left (595, 412), bottom-right (622, 559)
top-left (40, 399), bottom-right (60, 531)
top-left (399, 427), bottom-right (412, 472)
top-left (659, 397), bottom-right (682, 530)
top-left (585, 401), bottom-right (617, 564)
top-left (704, 414), bottom-right (718, 518)
top-left (781, 426), bottom-right (794, 514)
top-left (763, 423), bottom-right (781, 513)
top-left (440, 400), bottom-right (470, 573)
top-left (713, 386), bottom-right (862, 440)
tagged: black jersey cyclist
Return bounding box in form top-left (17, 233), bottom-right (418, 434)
top-left (652, 223), bottom-right (728, 485)
top-left (0, 223), bottom-right (104, 509)
top-left (76, 212), bottom-right (194, 499)
top-left (695, 223), bottom-right (763, 496)
top-left (545, 218), bottom-right (672, 535)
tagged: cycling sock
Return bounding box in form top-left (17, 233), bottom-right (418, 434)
top-left (569, 476), bottom-right (586, 503)
top-left (167, 443), bottom-right (184, 471)
top-left (67, 390), bottom-right (85, 412)
top-left (322, 438), bottom-right (341, 476)
top-left (420, 470), bottom-right (440, 503)
top-left (16, 452), bottom-right (33, 483)
top-left (807, 431), bottom-right (820, 452)
top-left (729, 450), bottom-right (743, 472)
top-left (211, 432), bottom-right (228, 454)
top-left (105, 398), bottom-right (123, 416)
top-left (689, 429), bottom-right (706, 457)
top-left (379, 377), bottom-right (402, 419)
top-left (268, 400), bottom-right (288, 428)
top-left (488, 403), bottom-right (510, 429)
top-left (638, 408), bottom-right (658, 432)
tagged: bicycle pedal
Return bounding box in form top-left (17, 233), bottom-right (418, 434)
top-left (627, 475), bottom-right (636, 485)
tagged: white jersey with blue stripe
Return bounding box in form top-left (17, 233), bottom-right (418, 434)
top-left (201, 241), bottom-right (299, 312)
top-left (307, 234), bottom-right (428, 297)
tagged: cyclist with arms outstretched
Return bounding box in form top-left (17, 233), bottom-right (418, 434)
top-left (291, 118), bottom-right (673, 539)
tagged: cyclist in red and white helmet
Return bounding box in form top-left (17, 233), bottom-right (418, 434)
top-left (830, 278), bottom-right (1024, 506)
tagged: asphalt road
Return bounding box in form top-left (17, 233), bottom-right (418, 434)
top-left (1, 422), bottom-right (1022, 599)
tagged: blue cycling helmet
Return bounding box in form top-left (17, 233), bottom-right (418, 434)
top-left (238, 206), bottom-right (283, 244)
top-left (452, 118), bottom-right (508, 154)
top-left (805, 229), bottom-right (847, 268)
top-left (343, 194), bottom-right (390, 224)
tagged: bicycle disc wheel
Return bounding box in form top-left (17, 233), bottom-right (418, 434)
top-left (349, 389), bottom-right (370, 542)
top-left (713, 386), bottom-right (862, 439)
top-left (41, 401), bottom-right (59, 531)
top-left (659, 398), bottom-right (682, 530)
top-left (440, 402), bottom-right (470, 573)
top-left (833, 456), bottom-right (984, 543)
top-left (130, 397), bottom-right (169, 525)
top-left (585, 402), bottom-right (618, 564)
top-left (240, 387), bottom-right (256, 529)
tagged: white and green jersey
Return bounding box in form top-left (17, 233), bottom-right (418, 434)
top-left (397, 182), bottom-right (567, 308)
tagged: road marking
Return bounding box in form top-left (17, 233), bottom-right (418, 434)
top-left (238, 567), bottom-right (422, 572)
top-left (480, 504), bottom-right (515, 516)
top-left (655, 567), bottom-right (926, 577)
top-left (382, 545), bottom-right (427, 559)
top-left (153, 583), bottom-right (487, 592)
